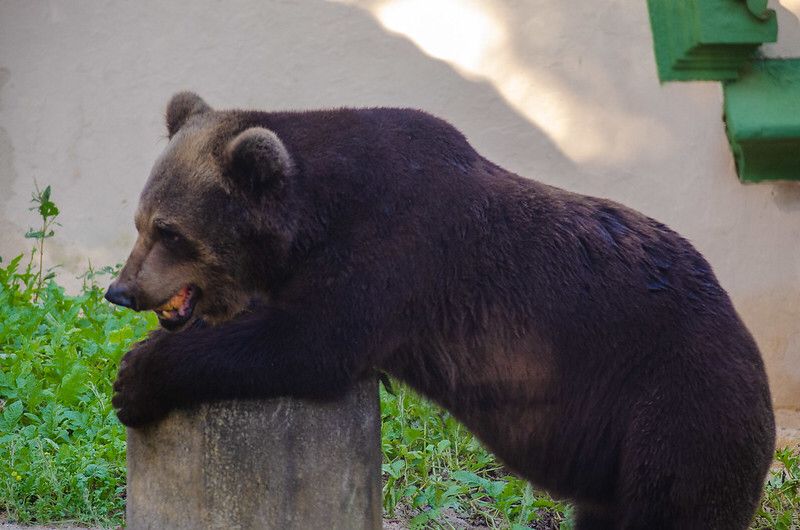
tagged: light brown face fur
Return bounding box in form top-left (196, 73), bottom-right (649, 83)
top-left (112, 129), bottom-right (250, 329)
top-left (109, 112), bottom-right (245, 329)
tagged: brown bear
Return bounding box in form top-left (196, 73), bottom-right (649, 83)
top-left (106, 92), bottom-right (775, 530)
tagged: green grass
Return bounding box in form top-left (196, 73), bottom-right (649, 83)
top-left (752, 447), bottom-right (800, 530)
top-left (0, 187), bottom-right (798, 529)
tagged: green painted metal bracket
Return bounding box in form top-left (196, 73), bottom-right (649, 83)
top-left (647, 0), bottom-right (777, 82)
top-left (744, 0), bottom-right (771, 20)
top-left (723, 59), bottom-right (800, 182)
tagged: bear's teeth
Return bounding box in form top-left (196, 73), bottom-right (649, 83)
top-left (156, 286), bottom-right (191, 312)
top-left (154, 285), bottom-right (195, 321)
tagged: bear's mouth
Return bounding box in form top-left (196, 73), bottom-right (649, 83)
top-left (153, 285), bottom-right (200, 331)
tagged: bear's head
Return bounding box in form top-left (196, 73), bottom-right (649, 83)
top-left (105, 92), bottom-right (298, 330)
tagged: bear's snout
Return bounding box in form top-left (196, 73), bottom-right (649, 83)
top-left (105, 281), bottom-right (138, 310)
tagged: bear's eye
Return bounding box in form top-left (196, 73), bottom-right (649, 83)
top-left (153, 221), bottom-right (198, 259)
top-left (155, 225), bottom-right (184, 246)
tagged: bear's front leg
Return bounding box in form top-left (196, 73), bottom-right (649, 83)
top-left (113, 329), bottom-right (174, 427)
top-left (112, 307), bottom-right (373, 427)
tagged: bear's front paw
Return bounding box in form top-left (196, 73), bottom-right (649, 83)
top-left (112, 339), bottom-right (171, 427)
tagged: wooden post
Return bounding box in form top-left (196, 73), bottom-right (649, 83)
top-left (125, 378), bottom-right (381, 530)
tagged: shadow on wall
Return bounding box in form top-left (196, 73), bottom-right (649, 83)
top-left (337, 0), bottom-right (683, 186)
top-left (197, 0), bottom-right (579, 183)
top-left (339, 0), bottom-right (667, 168)
top-left (341, 0), bottom-right (800, 199)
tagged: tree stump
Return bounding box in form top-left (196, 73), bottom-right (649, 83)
top-left (125, 378), bottom-right (381, 530)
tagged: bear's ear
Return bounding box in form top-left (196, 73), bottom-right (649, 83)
top-left (165, 92), bottom-right (211, 138)
top-left (223, 127), bottom-right (294, 197)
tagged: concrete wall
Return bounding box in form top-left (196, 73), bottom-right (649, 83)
top-left (0, 0), bottom-right (798, 409)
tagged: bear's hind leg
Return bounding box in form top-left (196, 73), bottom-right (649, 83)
top-left (614, 404), bottom-right (768, 530)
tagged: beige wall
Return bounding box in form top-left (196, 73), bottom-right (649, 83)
top-left (1, 1), bottom-right (798, 408)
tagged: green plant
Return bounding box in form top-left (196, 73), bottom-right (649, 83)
top-left (24, 183), bottom-right (60, 301)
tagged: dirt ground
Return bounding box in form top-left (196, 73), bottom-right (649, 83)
top-left (2, 509), bottom-right (496, 530)
top-left (2, 517), bottom-right (458, 530)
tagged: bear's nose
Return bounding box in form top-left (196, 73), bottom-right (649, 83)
top-left (105, 281), bottom-right (138, 310)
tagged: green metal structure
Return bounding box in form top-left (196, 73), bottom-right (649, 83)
top-left (647, 0), bottom-right (777, 82)
top-left (723, 59), bottom-right (800, 182)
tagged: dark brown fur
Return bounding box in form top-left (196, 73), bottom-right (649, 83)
top-left (108, 93), bottom-right (775, 529)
